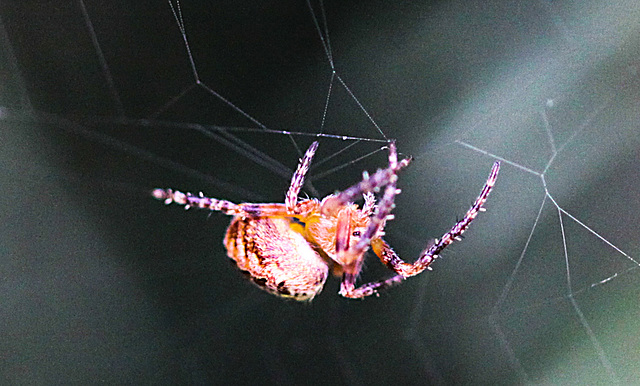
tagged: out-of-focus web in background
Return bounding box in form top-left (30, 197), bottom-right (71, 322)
top-left (2, 0), bottom-right (640, 383)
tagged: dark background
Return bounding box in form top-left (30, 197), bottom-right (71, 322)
top-left (2, 1), bottom-right (640, 384)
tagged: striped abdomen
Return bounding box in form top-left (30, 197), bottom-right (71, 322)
top-left (224, 216), bottom-right (329, 301)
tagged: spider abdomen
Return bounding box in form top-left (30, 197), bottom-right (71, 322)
top-left (224, 216), bottom-right (329, 301)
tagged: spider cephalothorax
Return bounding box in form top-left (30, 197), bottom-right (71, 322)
top-left (153, 141), bottom-right (499, 300)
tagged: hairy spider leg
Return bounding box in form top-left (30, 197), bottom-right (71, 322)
top-left (336, 142), bottom-right (403, 297)
top-left (153, 141), bottom-right (321, 219)
top-left (340, 161), bottom-right (501, 299)
top-left (321, 142), bottom-right (411, 217)
top-left (378, 161), bottom-right (501, 276)
top-left (152, 189), bottom-right (242, 214)
top-left (313, 141), bottom-right (409, 296)
top-left (341, 272), bottom-right (405, 299)
top-left (153, 141), bottom-right (405, 222)
top-left (352, 143), bottom-right (405, 257)
top-left (286, 141), bottom-right (319, 214)
top-left (322, 142), bottom-right (410, 266)
top-left (152, 188), bottom-right (311, 218)
top-left (338, 174), bottom-right (406, 297)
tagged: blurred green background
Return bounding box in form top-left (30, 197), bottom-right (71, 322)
top-left (2, 1), bottom-right (640, 384)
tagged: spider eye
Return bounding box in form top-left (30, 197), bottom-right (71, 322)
top-left (352, 231), bottom-right (361, 237)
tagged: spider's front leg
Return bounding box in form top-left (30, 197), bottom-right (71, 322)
top-left (337, 173), bottom-right (406, 298)
top-left (333, 142), bottom-right (410, 298)
top-left (333, 142), bottom-right (408, 269)
top-left (340, 272), bottom-right (405, 299)
top-left (340, 161), bottom-right (500, 299)
top-left (371, 161), bottom-right (500, 277)
top-left (321, 141), bottom-right (411, 217)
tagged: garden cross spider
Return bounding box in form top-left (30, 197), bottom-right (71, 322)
top-left (153, 141), bottom-right (500, 300)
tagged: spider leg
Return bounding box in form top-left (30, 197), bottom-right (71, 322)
top-left (374, 161), bottom-right (500, 276)
top-left (152, 189), bottom-right (298, 217)
top-left (334, 141), bottom-right (407, 267)
top-left (152, 189), bottom-right (242, 214)
top-left (339, 161), bottom-right (500, 299)
top-left (321, 141), bottom-right (412, 216)
top-left (153, 141), bottom-right (321, 218)
top-left (405, 161), bottom-right (500, 274)
top-left (337, 152), bottom-right (404, 298)
top-left (339, 271), bottom-right (404, 299)
top-left (285, 141), bottom-right (319, 214)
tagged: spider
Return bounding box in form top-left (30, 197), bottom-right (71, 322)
top-left (153, 141), bottom-right (499, 300)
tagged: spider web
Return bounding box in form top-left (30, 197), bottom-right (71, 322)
top-left (2, 0), bottom-right (640, 384)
